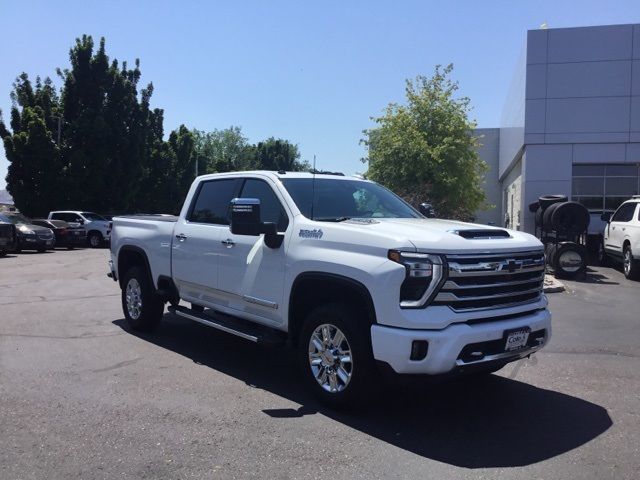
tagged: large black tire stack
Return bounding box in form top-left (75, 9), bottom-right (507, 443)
top-left (533, 195), bottom-right (589, 280)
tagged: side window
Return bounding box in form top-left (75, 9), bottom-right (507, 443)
top-left (612, 203), bottom-right (636, 223)
top-left (240, 179), bottom-right (289, 231)
top-left (51, 213), bottom-right (63, 220)
top-left (188, 179), bottom-right (238, 225)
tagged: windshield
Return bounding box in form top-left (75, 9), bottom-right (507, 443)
top-left (281, 178), bottom-right (421, 221)
top-left (81, 212), bottom-right (106, 221)
top-left (0, 213), bottom-right (31, 225)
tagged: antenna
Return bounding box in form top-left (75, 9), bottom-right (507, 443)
top-left (311, 154), bottom-right (317, 220)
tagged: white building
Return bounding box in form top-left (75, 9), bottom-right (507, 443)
top-left (476, 23), bottom-right (640, 235)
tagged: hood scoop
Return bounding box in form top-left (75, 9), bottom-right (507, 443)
top-left (448, 228), bottom-right (511, 239)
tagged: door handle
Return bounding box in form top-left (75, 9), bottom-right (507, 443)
top-left (622, 227), bottom-right (626, 231)
top-left (221, 238), bottom-right (235, 247)
top-left (612, 226), bottom-right (616, 230)
top-left (175, 233), bottom-right (187, 241)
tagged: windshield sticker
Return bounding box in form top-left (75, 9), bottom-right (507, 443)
top-left (299, 229), bottom-right (323, 239)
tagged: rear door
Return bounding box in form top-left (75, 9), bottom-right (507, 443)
top-left (217, 177), bottom-right (291, 326)
top-left (171, 178), bottom-right (241, 306)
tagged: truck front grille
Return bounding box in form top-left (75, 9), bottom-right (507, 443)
top-left (433, 250), bottom-right (545, 312)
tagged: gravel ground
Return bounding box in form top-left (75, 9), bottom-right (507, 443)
top-left (1, 248), bottom-right (638, 479)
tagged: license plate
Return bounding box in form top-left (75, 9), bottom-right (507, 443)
top-left (46, 240), bottom-right (53, 245)
top-left (504, 328), bottom-right (530, 351)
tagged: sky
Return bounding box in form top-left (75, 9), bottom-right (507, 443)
top-left (1, 0), bottom-right (639, 190)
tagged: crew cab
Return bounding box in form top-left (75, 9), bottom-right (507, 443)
top-left (109, 171), bottom-right (551, 405)
top-left (48, 211), bottom-right (111, 248)
top-left (600, 196), bottom-right (640, 279)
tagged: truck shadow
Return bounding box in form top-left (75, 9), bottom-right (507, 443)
top-left (113, 314), bottom-right (612, 469)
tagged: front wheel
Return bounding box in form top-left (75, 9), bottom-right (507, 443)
top-left (88, 232), bottom-right (103, 248)
top-left (623, 246), bottom-right (640, 280)
top-left (121, 266), bottom-right (164, 331)
top-left (298, 303), bottom-right (376, 408)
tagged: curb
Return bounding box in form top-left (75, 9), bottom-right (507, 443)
top-left (543, 274), bottom-right (565, 293)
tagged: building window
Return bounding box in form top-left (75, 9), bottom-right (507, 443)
top-left (572, 164), bottom-right (640, 214)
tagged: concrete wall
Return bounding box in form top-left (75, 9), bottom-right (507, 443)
top-left (499, 44), bottom-right (526, 178)
top-left (502, 160), bottom-right (523, 230)
top-left (474, 128), bottom-right (502, 225)
top-left (519, 24), bottom-right (640, 233)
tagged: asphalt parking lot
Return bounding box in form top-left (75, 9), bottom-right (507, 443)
top-left (1, 249), bottom-right (639, 479)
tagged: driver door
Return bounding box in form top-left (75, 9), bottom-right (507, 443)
top-left (217, 177), bottom-right (290, 326)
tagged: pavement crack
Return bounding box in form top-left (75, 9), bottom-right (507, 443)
top-left (92, 357), bottom-right (142, 373)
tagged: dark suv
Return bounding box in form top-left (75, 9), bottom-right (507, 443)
top-left (0, 213), bottom-right (55, 252)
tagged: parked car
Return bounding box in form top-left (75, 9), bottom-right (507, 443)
top-left (48, 211), bottom-right (111, 248)
top-left (31, 219), bottom-right (87, 249)
top-left (0, 221), bottom-right (17, 256)
top-left (0, 213), bottom-right (55, 252)
top-left (108, 171), bottom-right (551, 407)
top-left (599, 196), bottom-right (640, 279)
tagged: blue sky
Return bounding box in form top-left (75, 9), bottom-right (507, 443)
top-left (1, 0), bottom-right (639, 189)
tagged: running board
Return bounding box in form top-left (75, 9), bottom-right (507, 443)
top-left (167, 305), bottom-right (286, 346)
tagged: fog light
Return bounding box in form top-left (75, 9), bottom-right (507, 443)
top-left (410, 340), bottom-right (429, 361)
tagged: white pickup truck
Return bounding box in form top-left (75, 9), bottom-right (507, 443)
top-left (109, 171), bottom-right (551, 405)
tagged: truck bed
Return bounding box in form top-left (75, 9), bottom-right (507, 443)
top-left (111, 215), bottom-right (177, 286)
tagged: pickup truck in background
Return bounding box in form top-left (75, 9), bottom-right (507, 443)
top-left (109, 171), bottom-right (551, 406)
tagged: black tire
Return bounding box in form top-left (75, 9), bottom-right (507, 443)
top-left (121, 266), bottom-right (164, 332)
top-left (67, 246), bottom-right (75, 250)
top-left (550, 201), bottom-right (590, 234)
top-left (0, 250), bottom-right (6, 257)
top-left (553, 242), bottom-right (587, 279)
top-left (88, 231), bottom-right (103, 248)
top-left (298, 303), bottom-right (376, 408)
top-left (538, 194), bottom-right (568, 211)
top-left (535, 208), bottom-right (544, 227)
top-left (623, 245), bottom-right (640, 280)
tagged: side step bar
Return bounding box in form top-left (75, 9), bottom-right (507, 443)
top-left (167, 305), bottom-right (286, 346)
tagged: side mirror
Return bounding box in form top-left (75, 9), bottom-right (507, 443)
top-left (419, 202), bottom-right (436, 218)
top-left (76, 218), bottom-right (84, 225)
top-left (229, 198), bottom-right (283, 248)
top-left (600, 212), bottom-right (612, 223)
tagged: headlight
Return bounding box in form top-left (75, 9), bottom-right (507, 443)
top-left (19, 226), bottom-right (35, 235)
top-left (388, 250), bottom-right (446, 308)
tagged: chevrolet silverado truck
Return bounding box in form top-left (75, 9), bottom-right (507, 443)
top-left (109, 171), bottom-right (551, 405)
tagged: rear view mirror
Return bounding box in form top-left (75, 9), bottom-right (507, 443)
top-left (600, 212), bottom-right (612, 223)
top-left (419, 202), bottom-right (436, 218)
top-left (230, 198), bottom-right (283, 248)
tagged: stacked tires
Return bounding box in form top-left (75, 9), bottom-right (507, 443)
top-left (534, 195), bottom-right (590, 279)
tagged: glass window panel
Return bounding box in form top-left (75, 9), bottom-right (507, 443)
top-left (605, 197), bottom-right (628, 212)
top-left (572, 177), bottom-right (604, 195)
top-left (573, 165), bottom-right (604, 176)
top-left (605, 177), bottom-right (638, 196)
top-left (188, 179), bottom-right (238, 225)
top-left (574, 196), bottom-right (604, 212)
top-left (605, 165), bottom-right (638, 176)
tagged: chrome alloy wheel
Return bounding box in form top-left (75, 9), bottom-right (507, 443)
top-left (308, 324), bottom-right (353, 393)
top-left (624, 249), bottom-right (632, 276)
top-left (89, 234), bottom-right (100, 247)
top-left (126, 278), bottom-right (143, 320)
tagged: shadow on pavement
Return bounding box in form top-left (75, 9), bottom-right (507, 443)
top-left (113, 314), bottom-right (612, 469)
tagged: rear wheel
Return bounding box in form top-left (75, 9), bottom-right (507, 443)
top-left (623, 245), bottom-right (640, 280)
top-left (298, 303), bottom-right (376, 408)
top-left (88, 231), bottom-right (103, 248)
top-left (553, 243), bottom-right (587, 279)
top-left (121, 266), bottom-right (164, 331)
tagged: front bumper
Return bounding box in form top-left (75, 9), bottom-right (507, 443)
top-left (18, 236), bottom-right (55, 250)
top-left (371, 308), bottom-right (551, 375)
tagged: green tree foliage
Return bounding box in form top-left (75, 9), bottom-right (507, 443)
top-left (362, 64), bottom-right (487, 219)
top-left (0, 35), bottom-right (305, 217)
top-left (252, 137), bottom-right (309, 172)
top-left (192, 126), bottom-right (254, 173)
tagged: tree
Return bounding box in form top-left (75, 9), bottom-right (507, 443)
top-left (362, 64), bottom-right (487, 219)
top-left (0, 75), bottom-right (63, 217)
top-left (0, 35), bottom-right (166, 215)
top-left (252, 137), bottom-right (308, 171)
top-left (192, 126), bottom-right (253, 173)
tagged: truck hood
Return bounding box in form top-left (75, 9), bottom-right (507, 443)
top-left (341, 218), bottom-right (542, 253)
